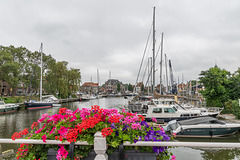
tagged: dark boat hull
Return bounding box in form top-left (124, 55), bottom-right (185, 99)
top-left (176, 127), bottom-right (240, 138)
top-left (25, 102), bottom-right (53, 110)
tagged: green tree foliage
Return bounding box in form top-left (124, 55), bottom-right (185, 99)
top-left (128, 83), bottom-right (133, 92)
top-left (0, 47), bottom-right (20, 94)
top-left (0, 45), bottom-right (81, 98)
top-left (141, 83), bottom-right (144, 91)
top-left (199, 66), bottom-right (231, 107)
top-left (117, 83), bottom-right (121, 92)
top-left (228, 68), bottom-right (240, 100)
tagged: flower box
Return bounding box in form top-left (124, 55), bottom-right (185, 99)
top-left (46, 148), bottom-right (157, 160)
top-left (82, 150), bottom-right (157, 160)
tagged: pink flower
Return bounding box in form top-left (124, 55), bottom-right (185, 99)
top-left (42, 134), bottom-right (47, 143)
top-left (50, 127), bottom-right (56, 134)
top-left (152, 117), bottom-right (157, 123)
top-left (58, 126), bottom-right (68, 137)
top-left (35, 124), bottom-right (46, 134)
top-left (66, 109), bottom-right (73, 114)
top-left (131, 123), bottom-right (141, 130)
top-left (171, 155), bottom-right (176, 160)
top-left (57, 145), bottom-right (68, 159)
top-left (38, 113), bottom-right (49, 123)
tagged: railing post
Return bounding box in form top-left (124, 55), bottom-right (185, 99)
top-left (94, 132), bottom-right (108, 160)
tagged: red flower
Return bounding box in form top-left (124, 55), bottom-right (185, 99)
top-left (138, 115), bottom-right (145, 121)
top-left (108, 116), bottom-right (120, 123)
top-left (31, 122), bottom-right (38, 129)
top-left (126, 112), bottom-right (133, 116)
top-left (20, 128), bottom-right (29, 136)
top-left (101, 127), bottom-right (113, 137)
top-left (66, 129), bottom-right (78, 143)
top-left (59, 108), bottom-right (68, 114)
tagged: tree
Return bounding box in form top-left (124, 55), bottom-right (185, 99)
top-left (141, 83), bottom-right (144, 92)
top-left (0, 48), bottom-right (20, 96)
top-left (228, 67), bottom-right (240, 100)
top-left (117, 83), bottom-right (121, 93)
top-left (128, 83), bottom-right (133, 92)
top-left (199, 66), bottom-right (230, 107)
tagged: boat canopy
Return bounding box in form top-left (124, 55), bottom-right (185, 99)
top-left (178, 116), bottom-right (225, 125)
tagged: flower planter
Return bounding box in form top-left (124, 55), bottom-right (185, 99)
top-left (47, 148), bottom-right (57, 160)
top-left (47, 148), bottom-right (157, 160)
top-left (82, 146), bottom-right (157, 160)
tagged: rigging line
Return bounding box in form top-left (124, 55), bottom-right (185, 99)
top-left (133, 24), bottom-right (152, 92)
top-left (141, 57), bottom-right (148, 84)
top-left (143, 32), bottom-right (163, 88)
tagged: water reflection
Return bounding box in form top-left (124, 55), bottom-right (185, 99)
top-left (200, 149), bottom-right (240, 160)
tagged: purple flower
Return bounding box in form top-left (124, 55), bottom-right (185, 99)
top-left (111, 123), bottom-right (116, 129)
top-left (140, 121), bottom-right (149, 128)
top-left (138, 136), bottom-right (142, 141)
top-left (122, 125), bottom-right (129, 131)
top-left (134, 139), bottom-right (138, 143)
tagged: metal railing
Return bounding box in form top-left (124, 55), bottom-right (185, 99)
top-left (1, 131), bottom-right (240, 160)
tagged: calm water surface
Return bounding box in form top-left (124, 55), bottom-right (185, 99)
top-left (1, 97), bottom-right (240, 160)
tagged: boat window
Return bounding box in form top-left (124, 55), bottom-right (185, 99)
top-left (152, 108), bottom-right (162, 113)
top-left (164, 108), bottom-right (175, 113)
top-left (172, 107), bottom-right (177, 111)
top-left (180, 114), bottom-right (190, 117)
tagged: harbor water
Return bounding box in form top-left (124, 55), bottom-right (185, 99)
top-left (1, 97), bottom-right (240, 160)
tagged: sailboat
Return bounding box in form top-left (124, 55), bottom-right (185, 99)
top-left (25, 43), bottom-right (54, 110)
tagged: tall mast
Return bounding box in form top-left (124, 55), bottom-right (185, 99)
top-left (165, 54), bottom-right (168, 94)
top-left (152, 6), bottom-right (156, 97)
top-left (97, 69), bottom-right (99, 94)
top-left (159, 32), bottom-right (163, 95)
top-left (148, 58), bottom-right (150, 96)
top-left (40, 43), bottom-right (43, 102)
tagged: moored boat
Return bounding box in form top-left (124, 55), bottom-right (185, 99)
top-left (25, 44), bottom-right (54, 110)
top-left (0, 100), bottom-right (19, 114)
top-left (144, 103), bottom-right (209, 123)
top-left (164, 116), bottom-right (240, 138)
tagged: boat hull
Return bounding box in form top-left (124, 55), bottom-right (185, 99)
top-left (0, 108), bottom-right (5, 114)
top-left (25, 102), bottom-right (53, 110)
top-left (145, 115), bottom-right (210, 123)
top-left (176, 127), bottom-right (240, 138)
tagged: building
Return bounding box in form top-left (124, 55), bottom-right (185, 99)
top-left (80, 82), bottom-right (99, 94)
top-left (135, 82), bottom-right (144, 94)
top-left (0, 80), bottom-right (11, 96)
top-left (104, 79), bottom-right (125, 94)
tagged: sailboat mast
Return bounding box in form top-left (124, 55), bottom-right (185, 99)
top-left (152, 6), bottom-right (156, 97)
top-left (40, 43), bottom-right (43, 102)
top-left (165, 54), bottom-right (168, 94)
top-left (159, 32), bottom-right (163, 95)
top-left (97, 69), bottom-right (99, 94)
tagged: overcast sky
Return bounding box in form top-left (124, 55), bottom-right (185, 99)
top-left (1, 0), bottom-right (240, 86)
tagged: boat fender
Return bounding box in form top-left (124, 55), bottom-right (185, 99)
top-left (180, 127), bottom-right (184, 134)
top-left (209, 130), bottom-right (213, 137)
